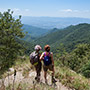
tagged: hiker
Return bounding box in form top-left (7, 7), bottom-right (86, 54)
top-left (40, 45), bottom-right (56, 84)
top-left (30, 45), bottom-right (42, 82)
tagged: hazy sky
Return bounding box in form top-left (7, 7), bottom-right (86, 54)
top-left (0, 0), bottom-right (90, 18)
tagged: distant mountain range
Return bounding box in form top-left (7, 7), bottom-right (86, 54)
top-left (22, 24), bottom-right (50, 41)
top-left (22, 24), bottom-right (62, 41)
top-left (21, 17), bottom-right (90, 29)
top-left (21, 17), bottom-right (90, 51)
top-left (34, 23), bottom-right (90, 52)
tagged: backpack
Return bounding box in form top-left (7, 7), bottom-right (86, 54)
top-left (43, 52), bottom-right (52, 66)
top-left (30, 51), bottom-right (39, 65)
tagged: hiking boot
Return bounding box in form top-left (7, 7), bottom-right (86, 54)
top-left (35, 76), bottom-right (40, 82)
top-left (52, 77), bottom-right (57, 84)
top-left (37, 77), bottom-right (40, 82)
top-left (35, 76), bottom-right (37, 80)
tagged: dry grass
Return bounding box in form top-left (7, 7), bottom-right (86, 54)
top-left (1, 56), bottom-right (90, 90)
top-left (55, 66), bottom-right (90, 90)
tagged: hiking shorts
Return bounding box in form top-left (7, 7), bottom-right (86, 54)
top-left (43, 64), bottom-right (53, 72)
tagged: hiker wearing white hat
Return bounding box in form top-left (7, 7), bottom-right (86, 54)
top-left (30, 45), bottom-right (42, 82)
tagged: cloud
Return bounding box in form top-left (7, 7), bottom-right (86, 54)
top-left (13, 8), bottom-right (20, 12)
top-left (0, 8), bottom-right (31, 16)
top-left (0, 8), bottom-right (7, 12)
top-left (59, 9), bottom-right (90, 13)
top-left (59, 9), bottom-right (80, 13)
top-left (11, 8), bottom-right (21, 16)
top-left (11, 8), bottom-right (31, 16)
top-left (57, 9), bottom-right (90, 18)
top-left (60, 9), bottom-right (72, 12)
top-left (0, 8), bottom-right (21, 14)
top-left (13, 8), bottom-right (19, 11)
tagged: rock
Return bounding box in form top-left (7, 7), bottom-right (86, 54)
top-left (8, 68), bottom-right (14, 72)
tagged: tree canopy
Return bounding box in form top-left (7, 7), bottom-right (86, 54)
top-left (0, 9), bottom-right (25, 71)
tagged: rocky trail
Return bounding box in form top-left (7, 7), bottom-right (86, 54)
top-left (0, 67), bottom-right (72, 90)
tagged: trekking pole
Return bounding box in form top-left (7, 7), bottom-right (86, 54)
top-left (12, 70), bottom-right (16, 90)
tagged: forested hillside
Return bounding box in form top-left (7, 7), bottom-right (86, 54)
top-left (22, 24), bottom-right (49, 37)
top-left (35, 23), bottom-right (90, 52)
top-left (22, 26), bottom-right (61, 42)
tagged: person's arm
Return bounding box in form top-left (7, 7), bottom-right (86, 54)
top-left (40, 52), bottom-right (44, 61)
top-left (51, 52), bottom-right (54, 66)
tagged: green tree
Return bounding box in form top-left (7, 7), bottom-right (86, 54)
top-left (0, 9), bottom-right (25, 72)
top-left (81, 61), bottom-right (90, 78)
top-left (63, 44), bottom-right (90, 72)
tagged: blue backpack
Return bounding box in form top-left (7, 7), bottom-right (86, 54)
top-left (43, 52), bottom-right (52, 66)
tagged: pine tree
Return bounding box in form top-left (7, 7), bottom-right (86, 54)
top-left (0, 9), bottom-right (25, 71)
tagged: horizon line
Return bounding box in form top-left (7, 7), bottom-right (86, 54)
top-left (16, 16), bottom-right (90, 19)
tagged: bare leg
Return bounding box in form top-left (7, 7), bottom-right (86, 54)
top-left (52, 65), bottom-right (55, 77)
top-left (35, 64), bottom-right (41, 82)
top-left (44, 71), bottom-right (47, 83)
top-left (52, 67), bottom-right (57, 83)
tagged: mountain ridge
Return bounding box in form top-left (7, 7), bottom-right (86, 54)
top-left (34, 23), bottom-right (90, 52)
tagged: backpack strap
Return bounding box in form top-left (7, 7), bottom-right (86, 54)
top-left (44, 52), bottom-right (51, 57)
top-left (44, 52), bottom-right (46, 57)
top-left (48, 52), bottom-right (50, 56)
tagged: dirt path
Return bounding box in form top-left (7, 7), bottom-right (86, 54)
top-left (0, 68), bottom-right (71, 90)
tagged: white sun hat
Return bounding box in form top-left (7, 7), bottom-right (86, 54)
top-left (34, 45), bottom-right (42, 51)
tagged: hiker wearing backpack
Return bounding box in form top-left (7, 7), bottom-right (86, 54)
top-left (30, 45), bottom-right (42, 82)
top-left (40, 45), bottom-right (56, 84)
